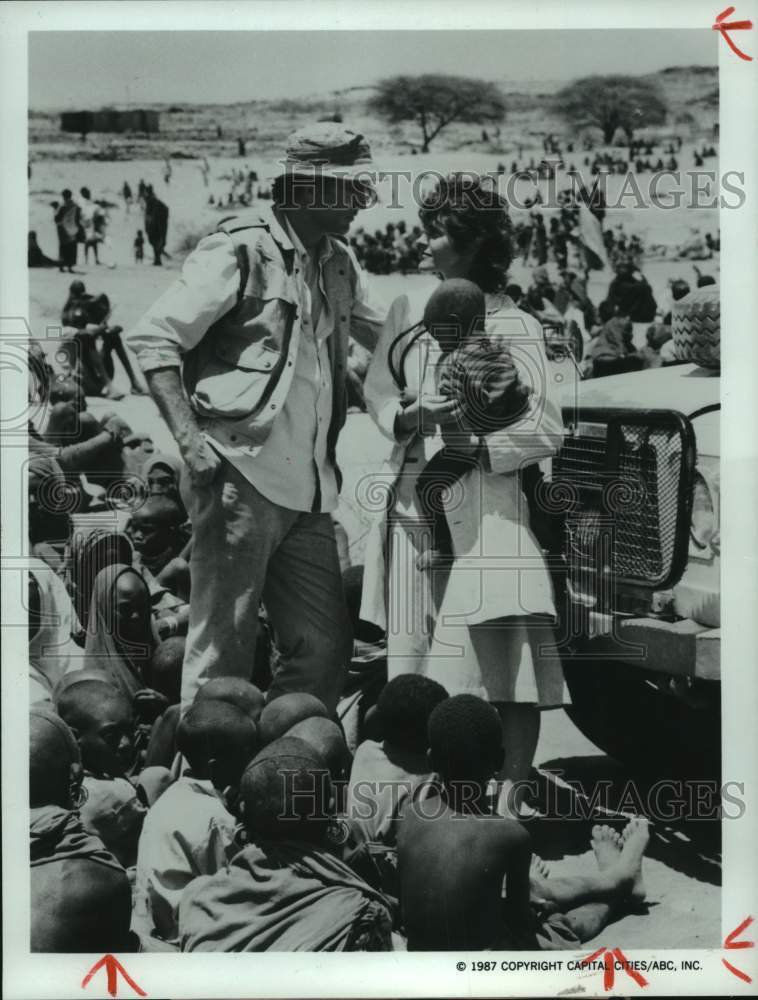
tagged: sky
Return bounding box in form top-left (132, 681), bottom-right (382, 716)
top-left (28, 29), bottom-right (717, 110)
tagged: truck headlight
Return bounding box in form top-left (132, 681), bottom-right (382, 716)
top-left (691, 467), bottom-right (719, 552)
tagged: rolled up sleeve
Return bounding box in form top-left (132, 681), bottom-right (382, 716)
top-left (126, 231), bottom-right (241, 373)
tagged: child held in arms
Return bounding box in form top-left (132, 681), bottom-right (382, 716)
top-left (397, 694), bottom-right (650, 951)
top-left (414, 279), bottom-right (532, 569)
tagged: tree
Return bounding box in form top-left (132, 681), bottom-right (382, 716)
top-left (552, 75), bottom-right (668, 144)
top-left (368, 74), bottom-right (506, 153)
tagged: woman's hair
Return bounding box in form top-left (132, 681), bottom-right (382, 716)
top-left (418, 174), bottom-right (513, 293)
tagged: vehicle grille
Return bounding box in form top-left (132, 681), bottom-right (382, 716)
top-left (552, 413), bottom-right (694, 590)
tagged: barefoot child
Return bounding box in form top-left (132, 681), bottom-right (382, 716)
top-left (397, 694), bottom-right (650, 951)
top-left (346, 674), bottom-right (447, 847)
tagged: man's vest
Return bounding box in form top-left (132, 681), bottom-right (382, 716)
top-left (182, 209), bottom-right (360, 462)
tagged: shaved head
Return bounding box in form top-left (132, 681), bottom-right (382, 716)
top-left (240, 736), bottom-right (330, 842)
top-left (177, 700), bottom-right (259, 784)
top-left (259, 693), bottom-right (328, 746)
top-left (56, 681), bottom-right (132, 735)
top-left (30, 707), bottom-right (81, 808)
top-left (285, 717), bottom-right (349, 781)
top-left (53, 670), bottom-right (118, 707)
top-left (196, 677), bottom-right (265, 722)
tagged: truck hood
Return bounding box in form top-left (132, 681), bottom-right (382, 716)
top-left (562, 364), bottom-right (720, 418)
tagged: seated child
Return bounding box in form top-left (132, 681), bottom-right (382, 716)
top-left (179, 737), bottom-right (393, 952)
top-left (140, 637), bottom-right (184, 773)
top-left (133, 700), bottom-right (258, 946)
top-left (196, 676), bottom-right (266, 722)
top-left (30, 706), bottom-right (133, 953)
top-left (127, 496), bottom-right (191, 604)
top-left (258, 692), bottom-right (329, 746)
top-left (397, 695), bottom-right (650, 951)
top-left (346, 674), bottom-right (447, 847)
top-left (55, 678), bottom-right (146, 868)
top-left (285, 716), bottom-right (352, 812)
top-left (415, 279), bottom-right (531, 567)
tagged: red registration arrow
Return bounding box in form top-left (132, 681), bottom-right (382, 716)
top-left (722, 915), bottom-right (754, 983)
top-left (81, 955), bottom-right (146, 998)
top-left (713, 6), bottom-right (754, 60)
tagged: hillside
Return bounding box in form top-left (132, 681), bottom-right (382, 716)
top-left (28, 66), bottom-right (718, 163)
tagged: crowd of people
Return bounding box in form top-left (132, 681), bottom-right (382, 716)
top-left (26, 119), bottom-right (726, 956)
top-left (30, 181), bottom-right (170, 272)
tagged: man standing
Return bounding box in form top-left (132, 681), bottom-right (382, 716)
top-left (144, 186), bottom-right (170, 266)
top-left (54, 189), bottom-right (81, 274)
top-left (127, 123), bottom-right (384, 712)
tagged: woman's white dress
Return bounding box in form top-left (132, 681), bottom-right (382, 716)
top-left (360, 287), bottom-right (567, 706)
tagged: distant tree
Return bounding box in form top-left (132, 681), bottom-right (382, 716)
top-left (553, 75), bottom-right (668, 144)
top-left (368, 74), bottom-right (506, 153)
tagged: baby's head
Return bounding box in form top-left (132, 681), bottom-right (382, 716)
top-left (56, 678), bottom-right (137, 778)
top-left (377, 674), bottom-right (448, 756)
top-left (258, 692), bottom-right (329, 746)
top-left (423, 279), bottom-right (486, 355)
top-left (126, 497), bottom-right (185, 558)
top-left (195, 676), bottom-right (265, 724)
top-left (177, 700), bottom-right (259, 793)
top-left (240, 736), bottom-right (331, 844)
top-left (428, 694), bottom-right (503, 794)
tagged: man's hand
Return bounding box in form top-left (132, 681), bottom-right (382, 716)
top-left (180, 434), bottom-right (222, 488)
top-left (144, 367), bottom-right (222, 488)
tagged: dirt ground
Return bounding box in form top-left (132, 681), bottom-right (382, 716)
top-left (27, 147), bottom-right (722, 950)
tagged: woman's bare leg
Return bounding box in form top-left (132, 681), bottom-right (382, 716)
top-left (493, 702), bottom-right (540, 818)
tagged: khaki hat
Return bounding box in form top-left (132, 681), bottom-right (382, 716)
top-left (274, 122), bottom-right (375, 182)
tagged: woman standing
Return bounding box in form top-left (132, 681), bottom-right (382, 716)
top-left (360, 175), bottom-right (565, 817)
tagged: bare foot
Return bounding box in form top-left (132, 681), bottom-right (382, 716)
top-left (530, 854), bottom-right (551, 881)
top-left (130, 383), bottom-right (147, 396)
top-left (102, 384), bottom-right (125, 401)
top-left (614, 817), bottom-right (650, 904)
top-left (591, 823), bottom-right (623, 870)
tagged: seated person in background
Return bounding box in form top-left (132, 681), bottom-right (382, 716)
top-left (143, 452), bottom-right (186, 509)
top-left (179, 737), bottom-right (393, 952)
top-left (258, 692), bottom-right (329, 746)
top-left (133, 700), bottom-right (258, 947)
top-left (30, 706), bottom-right (133, 953)
top-left (55, 678), bottom-right (146, 868)
top-left (62, 285), bottom-right (144, 397)
top-left (346, 674), bottom-right (447, 848)
top-left (28, 230), bottom-right (59, 268)
top-left (127, 496), bottom-right (191, 604)
top-left (599, 258), bottom-right (657, 325)
top-left (397, 695), bottom-right (650, 951)
top-left (661, 278), bottom-right (691, 326)
top-left (639, 323), bottom-right (674, 370)
top-left (414, 279), bottom-right (531, 567)
top-left (584, 315), bottom-right (643, 379)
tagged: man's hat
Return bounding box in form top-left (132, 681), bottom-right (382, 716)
top-left (274, 122), bottom-right (375, 183)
